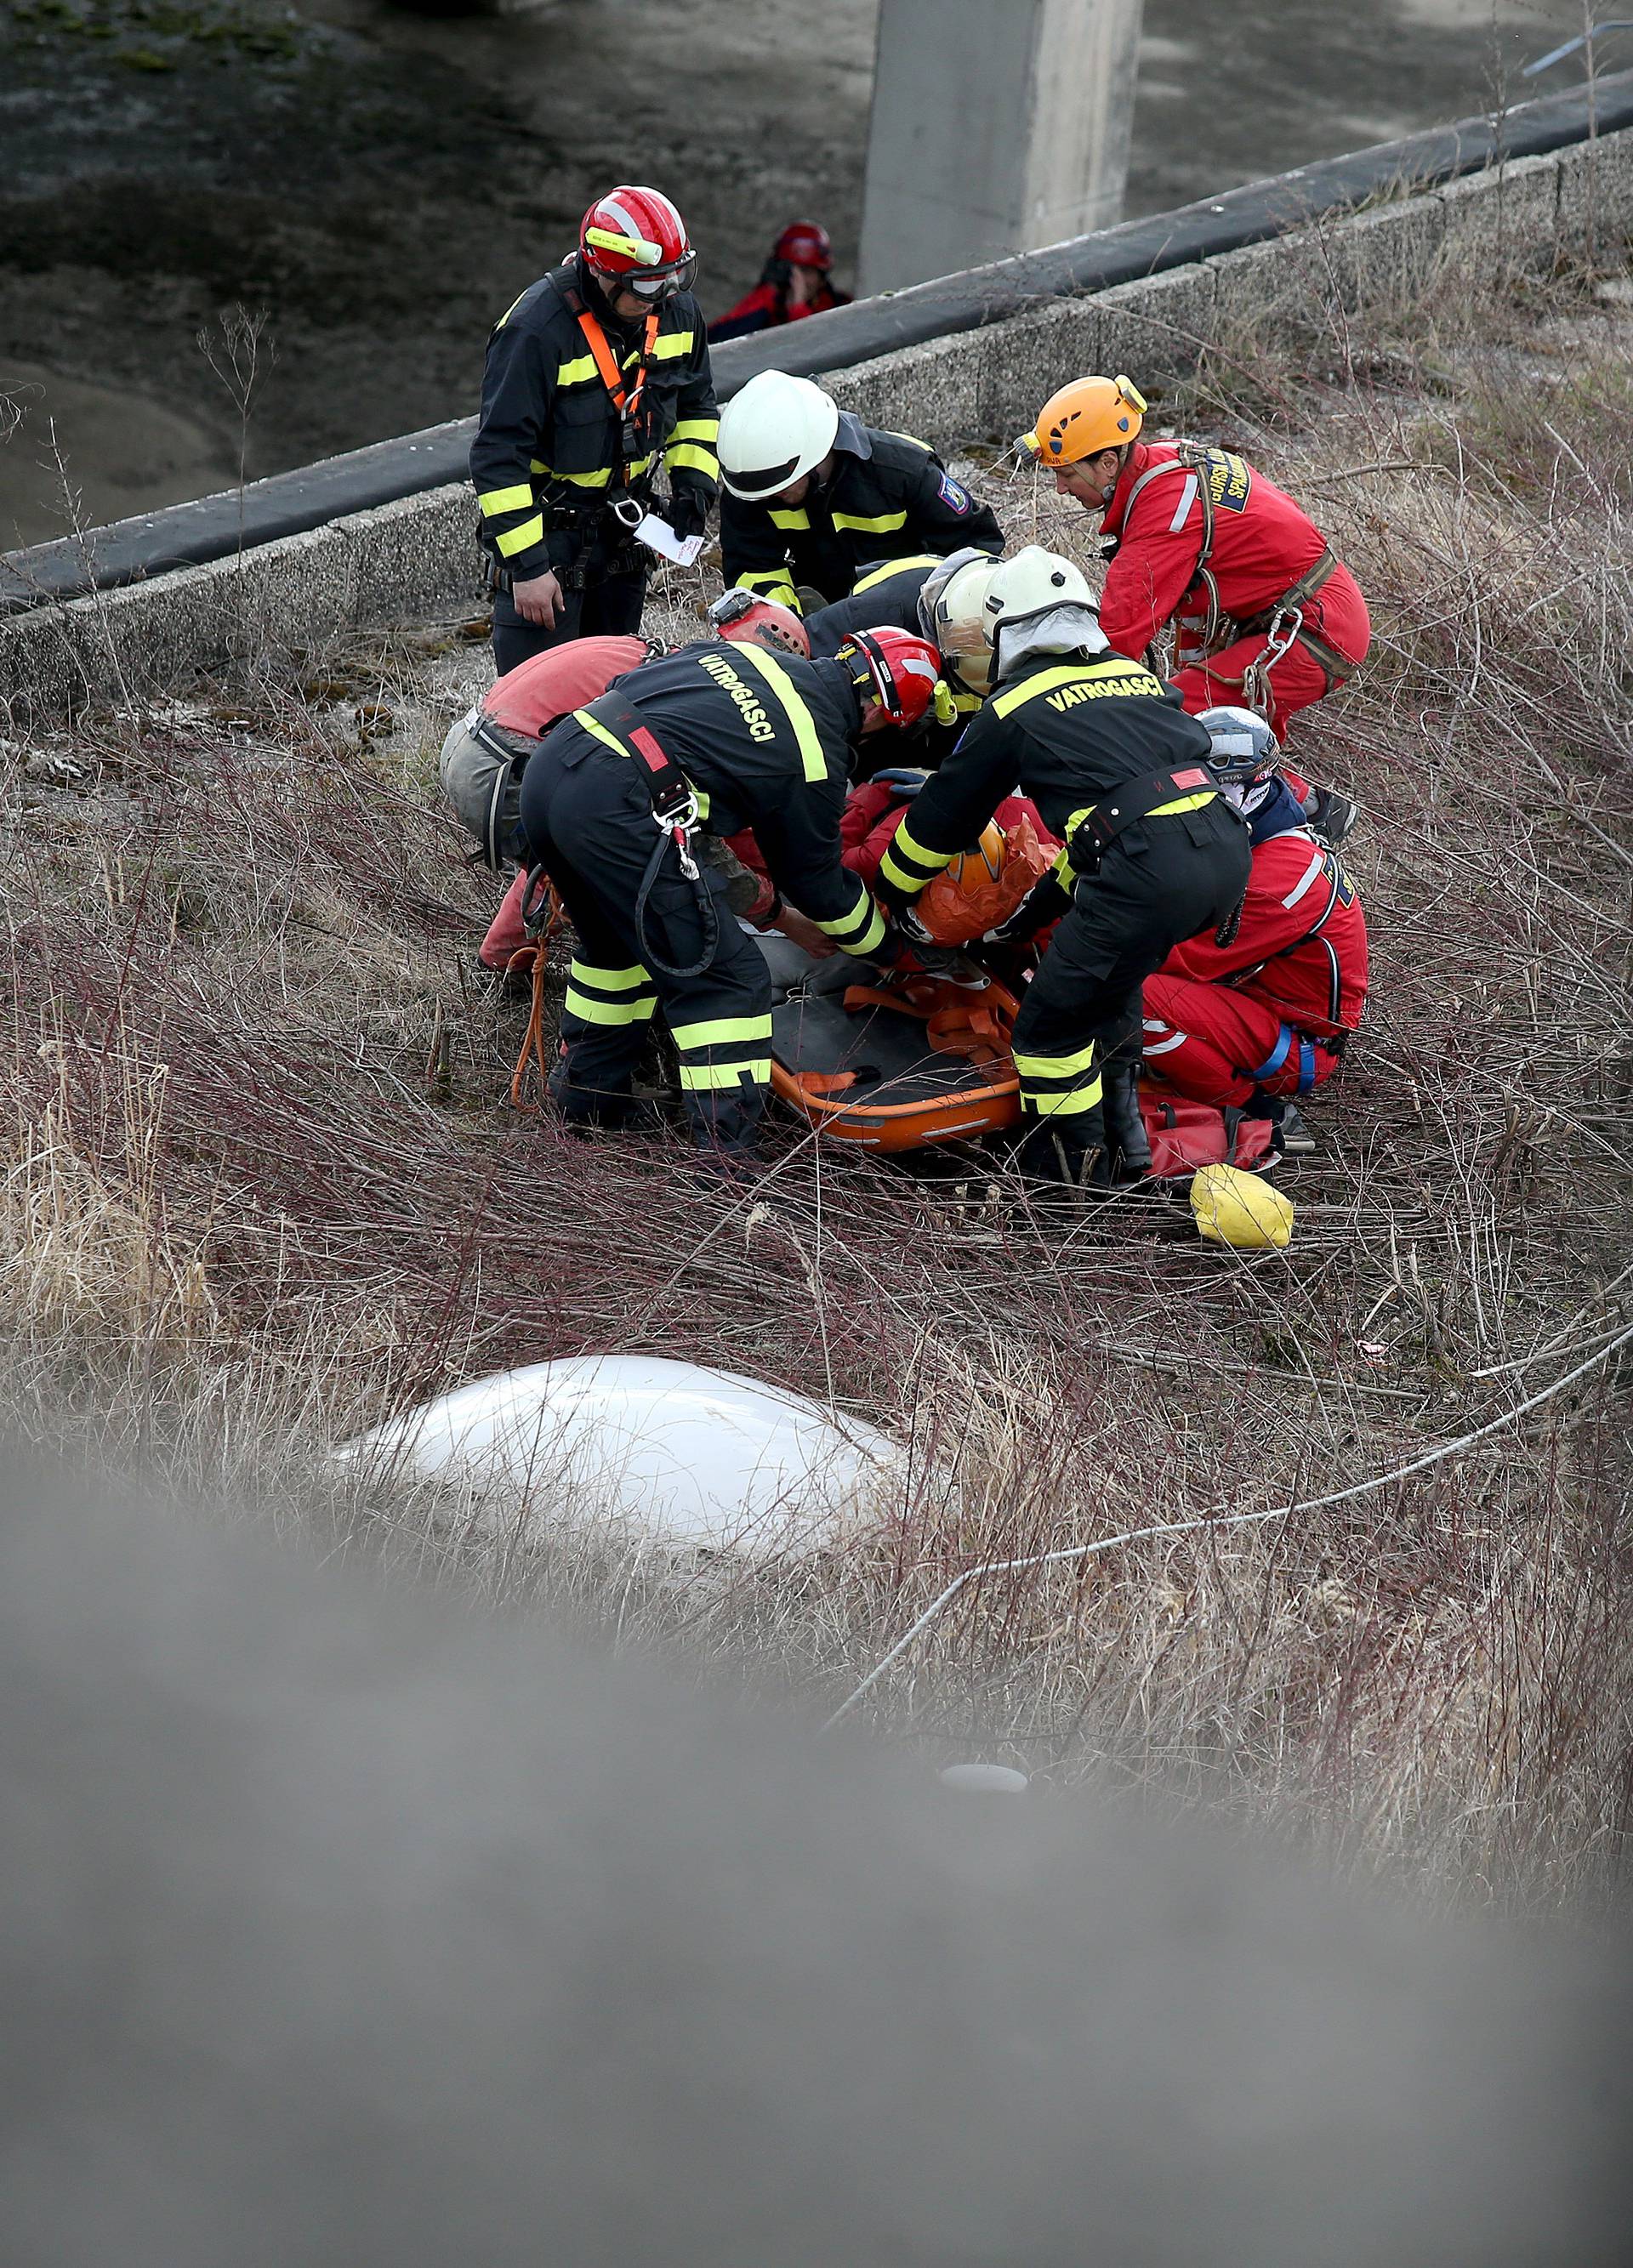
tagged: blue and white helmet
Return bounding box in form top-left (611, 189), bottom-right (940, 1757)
top-left (1198, 704), bottom-right (1280, 786)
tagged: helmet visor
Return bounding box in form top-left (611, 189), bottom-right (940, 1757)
top-left (620, 252), bottom-right (698, 299)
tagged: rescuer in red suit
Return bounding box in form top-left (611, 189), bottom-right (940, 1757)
top-left (1019, 374), bottom-right (1369, 844)
top-left (1140, 708), bottom-right (1368, 1142)
top-left (708, 221), bottom-right (852, 343)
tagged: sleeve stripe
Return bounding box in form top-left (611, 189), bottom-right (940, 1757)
top-left (495, 514), bottom-right (546, 558)
top-left (664, 443), bottom-right (720, 477)
top-left (478, 483), bottom-right (536, 517)
top-left (669, 417), bottom-right (720, 443)
top-left (651, 331), bottom-right (695, 360)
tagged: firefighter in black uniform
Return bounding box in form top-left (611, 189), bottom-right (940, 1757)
top-left (879, 547), bottom-right (1252, 1189)
top-left (516, 626), bottom-right (949, 1156)
top-left (715, 369), bottom-right (1001, 621)
top-left (471, 185), bottom-right (720, 677)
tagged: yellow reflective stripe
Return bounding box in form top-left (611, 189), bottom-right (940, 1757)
top-left (496, 514), bottom-right (545, 558)
top-left (664, 443), bottom-right (720, 476)
top-left (814, 887), bottom-right (885, 952)
top-left (768, 506), bottom-right (811, 531)
top-left (678, 1059), bottom-right (770, 1090)
top-left (728, 645), bottom-right (827, 781)
top-left (992, 663), bottom-right (1105, 719)
top-left (843, 901), bottom-right (888, 955)
top-left (951, 691), bottom-right (982, 713)
top-left (1147, 791), bottom-right (1216, 816)
top-left (1022, 1079), bottom-right (1104, 1117)
top-left (878, 816), bottom-right (953, 895)
top-left (651, 331), bottom-right (695, 360)
top-left (669, 418), bottom-right (720, 443)
top-left (853, 552), bottom-right (941, 594)
top-left (555, 354), bottom-right (600, 387)
top-left (736, 568), bottom-right (801, 605)
top-left (571, 708), bottom-right (630, 759)
top-left (1013, 1038), bottom-right (1100, 1079)
top-left (554, 464), bottom-right (613, 489)
top-left (477, 482), bottom-right (536, 517)
top-left (831, 509), bottom-right (908, 535)
top-left (669, 1014), bottom-right (774, 1051)
top-left (564, 989), bottom-right (658, 1026)
top-left (569, 961), bottom-right (650, 991)
top-left (885, 429), bottom-right (930, 450)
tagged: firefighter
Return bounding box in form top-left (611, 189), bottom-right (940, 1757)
top-left (716, 370), bottom-right (1002, 622)
top-left (440, 600), bottom-right (810, 967)
top-left (470, 185), bottom-right (720, 676)
top-left (707, 220), bottom-right (852, 343)
top-left (515, 625), bottom-right (948, 1157)
top-left (1019, 374), bottom-right (1369, 842)
top-left (1141, 707), bottom-right (1368, 1149)
top-left (881, 546), bottom-right (1251, 1189)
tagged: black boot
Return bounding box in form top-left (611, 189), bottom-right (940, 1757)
top-left (1016, 1110), bottom-right (1111, 1200)
top-left (1101, 1061), bottom-right (1152, 1182)
top-left (1301, 785), bottom-right (1360, 847)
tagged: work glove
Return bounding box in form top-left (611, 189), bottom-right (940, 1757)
top-left (663, 492), bottom-right (709, 543)
top-left (869, 766), bottom-right (930, 800)
top-left (982, 869), bottom-right (1073, 950)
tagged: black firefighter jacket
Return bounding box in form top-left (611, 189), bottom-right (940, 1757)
top-left (470, 259), bottom-right (720, 583)
top-left (601, 642), bottom-right (887, 956)
top-left (720, 412), bottom-right (1002, 614)
top-left (874, 651), bottom-right (1220, 905)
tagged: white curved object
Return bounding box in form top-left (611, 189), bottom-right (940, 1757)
top-left (342, 1355), bottom-right (905, 1556)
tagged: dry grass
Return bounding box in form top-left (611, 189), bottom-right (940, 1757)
top-left (3, 237), bottom-right (1631, 1917)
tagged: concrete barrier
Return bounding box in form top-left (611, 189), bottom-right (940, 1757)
top-left (3, 114), bottom-right (1630, 728)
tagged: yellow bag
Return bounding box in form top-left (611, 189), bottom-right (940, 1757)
top-left (1190, 1163), bottom-right (1294, 1250)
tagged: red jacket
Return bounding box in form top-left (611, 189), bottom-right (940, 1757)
top-left (481, 635), bottom-right (650, 736)
top-left (708, 278), bottom-right (851, 343)
top-left (1164, 826), bottom-right (1368, 1037)
top-left (1099, 441), bottom-right (1366, 667)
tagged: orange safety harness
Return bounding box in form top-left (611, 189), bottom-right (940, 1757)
top-left (570, 297), bottom-right (662, 484)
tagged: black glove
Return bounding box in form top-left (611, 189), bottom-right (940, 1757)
top-left (664, 492), bottom-right (708, 543)
top-left (983, 869), bottom-right (1073, 950)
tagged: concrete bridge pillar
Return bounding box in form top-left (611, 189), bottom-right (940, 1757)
top-left (858, 0), bottom-right (1144, 294)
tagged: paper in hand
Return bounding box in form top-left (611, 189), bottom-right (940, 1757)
top-left (631, 513), bottom-right (705, 567)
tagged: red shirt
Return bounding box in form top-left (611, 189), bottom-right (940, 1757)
top-left (1098, 441), bottom-right (1336, 662)
top-left (1164, 827), bottom-right (1368, 1036)
top-left (481, 636), bottom-right (650, 736)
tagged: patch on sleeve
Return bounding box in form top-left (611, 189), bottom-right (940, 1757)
top-left (937, 474), bottom-right (972, 513)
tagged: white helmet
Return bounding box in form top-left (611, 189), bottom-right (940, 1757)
top-left (717, 370), bottom-right (840, 501)
top-left (982, 544), bottom-right (1105, 652)
top-left (918, 548), bottom-right (1002, 693)
top-left (1197, 704), bottom-right (1279, 783)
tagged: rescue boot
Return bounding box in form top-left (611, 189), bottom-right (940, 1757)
top-left (1278, 1101), bottom-right (1317, 1156)
top-left (1101, 1061), bottom-right (1152, 1183)
top-left (1016, 1111), bottom-right (1112, 1205)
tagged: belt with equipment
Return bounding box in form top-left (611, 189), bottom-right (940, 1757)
top-left (570, 691), bottom-right (720, 979)
top-left (1063, 765), bottom-right (1222, 870)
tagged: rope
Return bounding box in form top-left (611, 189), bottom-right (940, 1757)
top-left (819, 1316), bottom-right (1633, 1735)
top-left (507, 882), bottom-right (565, 1112)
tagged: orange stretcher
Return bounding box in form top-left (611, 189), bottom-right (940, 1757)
top-left (756, 933), bottom-right (1023, 1151)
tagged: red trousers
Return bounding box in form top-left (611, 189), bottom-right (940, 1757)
top-left (480, 867), bottom-right (534, 968)
top-left (1170, 563), bottom-right (1370, 745)
top-left (1141, 973), bottom-right (1341, 1108)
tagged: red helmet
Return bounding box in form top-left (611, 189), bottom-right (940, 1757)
top-left (842, 628), bottom-right (952, 728)
top-left (773, 220), bottom-right (833, 270)
top-left (580, 186), bottom-right (697, 300)
top-left (708, 589), bottom-right (811, 659)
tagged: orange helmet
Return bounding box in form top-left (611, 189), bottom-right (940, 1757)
top-left (707, 589), bottom-right (811, 658)
top-left (1020, 374), bottom-right (1147, 464)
